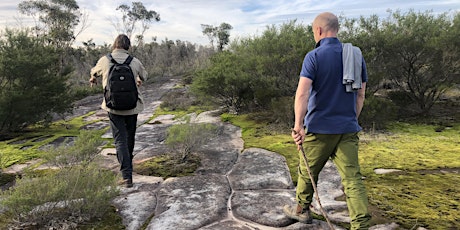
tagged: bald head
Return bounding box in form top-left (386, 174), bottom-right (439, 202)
top-left (312, 12), bottom-right (339, 42)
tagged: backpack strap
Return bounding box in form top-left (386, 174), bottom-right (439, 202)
top-left (123, 56), bottom-right (133, 65)
top-left (106, 53), bottom-right (133, 65)
top-left (106, 53), bottom-right (117, 64)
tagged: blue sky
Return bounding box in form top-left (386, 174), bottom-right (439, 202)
top-left (0, 0), bottom-right (459, 47)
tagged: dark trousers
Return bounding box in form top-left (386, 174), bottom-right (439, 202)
top-left (108, 113), bottom-right (138, 180)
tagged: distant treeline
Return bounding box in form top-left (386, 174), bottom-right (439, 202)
top-left (0, 8), bottom-right (459, 133)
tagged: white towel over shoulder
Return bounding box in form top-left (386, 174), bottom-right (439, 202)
top-left (342, 43), bottom-right (363, 92)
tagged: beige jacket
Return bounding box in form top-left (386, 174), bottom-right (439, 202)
top-left (90, 49), bottom-right (148, 115)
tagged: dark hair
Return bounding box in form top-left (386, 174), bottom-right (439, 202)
top-left (112, 34), bottom-right (130, 50)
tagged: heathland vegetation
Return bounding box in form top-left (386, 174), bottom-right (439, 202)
top-left (0, 0), bottom-right (459, 229)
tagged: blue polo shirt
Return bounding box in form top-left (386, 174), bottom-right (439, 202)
top-left (300, 37), bottom-right (368, 134)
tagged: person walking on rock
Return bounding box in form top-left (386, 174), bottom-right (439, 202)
top-left (283, 12), bottom-right (371, 229)
top-left (89, 34), bottom-right (148, 188)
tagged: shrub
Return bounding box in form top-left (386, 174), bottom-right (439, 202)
top-left (0, 130), bottom-right (118, 229)
top-left (268, 96), bottom-right (294, 130)
top-left (360, 96), bottom-right (398, 131)
top-left (0, 163), bottom-right (118, 229)
top-left (387, 90), bottom-right (413, 109)
top-left (160, 87), bottom-right (197, 112)
top-left (41, 130), bottom-right (104, 168)
top-left (165, 122), bottom-right (218, 162)
top-left (0, 29), bottom-right (73, 132)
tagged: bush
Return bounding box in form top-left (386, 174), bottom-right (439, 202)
top-left (360, 96), bottom-right (398, 131)
top-left (160, 87), bottom-right (197, 111)
top-left (41, 130), bottom-right (104, 168)
top-left (192, 21), bottom-right (312, 115)
top-left (268, 96), bottom-right (294, 130)
top-left (0, 164), bottom-right (118, 229)
top-left (0, 29), bottom-right (73, 132)
top-left (387, 90), bottom-right (414, 109)
top-left (165, 122), bottom-right (218, 162)
top-left (0, 130), bottom-right (118, 229)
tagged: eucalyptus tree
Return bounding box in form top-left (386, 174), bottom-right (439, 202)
top-left (115, 1), bottom-right (160, 43)
top-left (18, 0), bottom-right (87, 48)
top-left (201, 22), bottom-right (233, 51)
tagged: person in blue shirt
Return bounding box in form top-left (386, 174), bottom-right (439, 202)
top-left (283, 12), bottom-right (371, 229)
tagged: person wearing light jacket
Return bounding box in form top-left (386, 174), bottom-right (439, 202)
top-left (89, 34), bottom-right (148, 188)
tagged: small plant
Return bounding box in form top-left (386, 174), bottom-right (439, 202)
top-left (0, 130), bottom-right (118, 229)
top-left (165, 122), bottom-right (218, 162)
top-left (41, 130), bottom-right (104, 168)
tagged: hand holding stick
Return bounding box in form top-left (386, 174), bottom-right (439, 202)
top-left (292, 129), bottom-right (334, 229)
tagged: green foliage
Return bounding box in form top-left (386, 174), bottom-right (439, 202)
top-left (165, 122), bottom-right (218, 162)
top-left (0, 163), bottom-right (118, 229)
top-left (221, 113), bottom-right (299, 182)
top-left (193, 21), bottom-right (312, 115)
top-left (360, 123), bottom-right (460, 229)
top-left (135, 154), bottom-right (200, 179)
top-left (359, 96), bottom-right (398, 130)
top-left (192, 51), bottom-right (254, 113)
top-left (160, 86), bottom-right (198, 112)
top-left (18, 0), bottom-right (82, 48)
top-left (0, 112), bottom-right (104, 170)
top-left (201, 22), bottom-right (233, 51)
top-left (225, 112), bottom-right (460, 229)
top-left (116, 1), bottom-right (160, 42)
top-left (341, 10), bottom-right (460, 110)
top-left (0, 29), bottom-right (73, 132)
top-left (0, 130), bottom-right (118, 229)
top-left (379, 10), bottom-right (457, 112)
top-left (41, 130), bottom-right (104, 168)
top-left (267, 96), bottom-right (295, 130)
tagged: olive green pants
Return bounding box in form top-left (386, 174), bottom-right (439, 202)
top-left (296, 132), bottom-right (371, 230)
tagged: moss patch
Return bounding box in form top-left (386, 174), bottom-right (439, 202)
top-left (223, 113), bottom-right (460, 229)
top-left (134, 154), bottom-right (200, 179)
top-left (360, 122), bottom-right (460, 229)
top-left (221, 113), bottom-right (299, 183)
top-left (0, 112), bottom-right (107, 168)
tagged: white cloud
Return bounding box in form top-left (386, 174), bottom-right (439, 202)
top-left (0, 0), bottom-right (458, 47)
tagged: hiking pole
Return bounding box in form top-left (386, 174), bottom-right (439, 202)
top-left (292, 129), bottom-right (335, 230)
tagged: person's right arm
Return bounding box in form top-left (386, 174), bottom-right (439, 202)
top-left (89, 57), bottom-right (104, 86)
top-left (292, 76), bottom-right (312, 148)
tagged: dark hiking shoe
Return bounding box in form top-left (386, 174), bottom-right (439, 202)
top-left (283, 204), bottom-right (312, 224)
top-left (118, 178), bottom-right (133, 188)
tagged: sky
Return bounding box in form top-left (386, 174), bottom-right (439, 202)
top-left (0, 0), bottom-right (459, 47)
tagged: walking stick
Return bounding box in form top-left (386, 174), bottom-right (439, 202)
top-left (292, 129), bottom-right (335, 230)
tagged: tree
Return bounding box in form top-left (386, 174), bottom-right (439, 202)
top-left (115, 2), bottom-right (160, 43)
top-left (194, 21), bottom-right (312, 115)
top-left (378, 10), bottom-right (459, 113)
top-left (18, 0), bottom-right (87, 48)
top-left (0, 29), bottom-right (72, 132)
top-left (192, 51), bottom-right (254, 113)
top-left (201, 22), bottom-right (233, 51)
top-left (340, 14), bottom-right (387, 95)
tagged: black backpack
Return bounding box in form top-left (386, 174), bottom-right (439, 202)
top-left (104, 54), bottom-right (138, 110)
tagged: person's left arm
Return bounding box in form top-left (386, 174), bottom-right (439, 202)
top-left (356, 82), bottom-right (366, 118)
top-left (356, 57), bottom-right (368, 118)
top-left (134, 58), bottom-right (148, 87)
